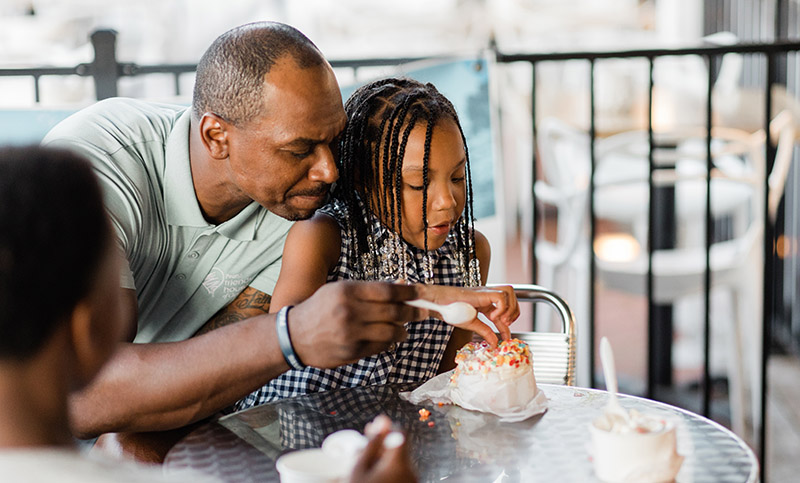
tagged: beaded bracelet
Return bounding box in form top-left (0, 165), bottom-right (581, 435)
top-left (275, 305), bottom-right (306, 370)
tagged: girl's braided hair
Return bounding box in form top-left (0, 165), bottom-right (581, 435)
top-left (333, 77), bottom-right (477, 281)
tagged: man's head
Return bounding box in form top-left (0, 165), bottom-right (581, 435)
top-left (0, 146), bottom-right (128, 388)
top-left (192, 22), bottom-right (346, 221)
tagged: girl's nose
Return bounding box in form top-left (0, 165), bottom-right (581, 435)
top-left (431, 183), bottom-right (457, 211)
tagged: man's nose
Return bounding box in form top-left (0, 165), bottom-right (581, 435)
top-left (308, 146), bottom-right (339, 184)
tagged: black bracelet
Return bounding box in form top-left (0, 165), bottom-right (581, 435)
top-left (275, 305), bottom-right (306, 370)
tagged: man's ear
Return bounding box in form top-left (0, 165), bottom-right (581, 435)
top-left (199, 113), bottom-right (231, 160)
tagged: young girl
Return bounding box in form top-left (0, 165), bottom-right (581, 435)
top-left (236, 78), bottom-right (517, 409)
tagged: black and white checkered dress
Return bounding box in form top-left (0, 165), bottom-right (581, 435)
top-left (235, 199), bottom-right (469, 410)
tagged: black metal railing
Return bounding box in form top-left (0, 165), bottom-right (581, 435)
top-left (0, 29), bottom-right (429, 103)
top-left (495, 39), bottom-right (800, 475)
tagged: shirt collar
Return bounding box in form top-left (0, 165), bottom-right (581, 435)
top-left (163, 109), bottom-right (262, 241)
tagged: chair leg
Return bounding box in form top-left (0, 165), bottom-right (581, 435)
top-left (568, 256), bottom-right (591, 387)
top-left (727, 288), bottom-right (748, 439)
top-left (739, 239), bottom-right (764, 443)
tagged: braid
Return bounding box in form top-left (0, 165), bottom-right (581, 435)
top-left (387, 96), bottom-right (422, 243)
top-left (394, 113), bottom-right (419, 246)
top-left (421, 118), bottom-right (434, 256)
top-left (462, 125), bottom-right (478, 283)
top-left (437, 91), bottom-right (478, 285)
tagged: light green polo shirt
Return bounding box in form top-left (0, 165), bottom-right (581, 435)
top-left (43, 98), bottom-right (293, 343)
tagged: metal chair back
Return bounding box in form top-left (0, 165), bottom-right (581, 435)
top-left (497, 284), bottom-right (577, 386)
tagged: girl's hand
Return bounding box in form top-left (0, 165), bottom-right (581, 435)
top-left (415, 284), bottom-right (519, 346)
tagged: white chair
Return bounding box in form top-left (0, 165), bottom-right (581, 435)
top-left (533, 118), bottom-right (757, 387)
top-left (533, 118), bottom-right (593, 385)
top-left (534, 111), bottom-right (796, 441)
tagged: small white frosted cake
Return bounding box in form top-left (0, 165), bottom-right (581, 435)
top-left (449, 338), bottom-right (538, 412)
top-left (590, 410), bottom-right (683, 482)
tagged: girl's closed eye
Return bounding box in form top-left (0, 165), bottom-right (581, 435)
top-left (403, 174), bottom-right (425, 191)
top-left (451, 163), bottom-right (467, 183)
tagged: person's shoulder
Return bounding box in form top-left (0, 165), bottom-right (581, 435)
top-left (285, 211), bottom-right (342, 263)
top-left (473, 228), bottom-right (491, 263)
top-left (289, 211), bottom-right (341, 241)
top-left (317, 198), bottom-right (350, 228)
top-left (43, 98), bottom-right (187, 148)
top-left (0, 447), bottom-right (219, 483)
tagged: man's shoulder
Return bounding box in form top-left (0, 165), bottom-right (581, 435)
top-left (43, 97), bottom-right (188, 151)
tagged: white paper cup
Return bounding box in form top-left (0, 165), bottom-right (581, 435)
top-left (275, 448), bottom-right (350, 483)
top-left (589, 416), bottom-right (683, 483)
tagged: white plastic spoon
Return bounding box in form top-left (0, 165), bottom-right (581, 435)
top-left (405, 299), bottom-right (477, 326)
top-left (599, 336), bottom-right (632, 425)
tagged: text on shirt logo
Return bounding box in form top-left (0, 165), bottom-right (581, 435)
top-left (202, 267), bottom-right (249, 296)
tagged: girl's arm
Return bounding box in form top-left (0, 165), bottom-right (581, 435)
top-left (268, 212), bottom-right (342, 313)
top-left (438, 229), bottom-right (492, 372)
top-left (474, 230), bottom-right (491, 286)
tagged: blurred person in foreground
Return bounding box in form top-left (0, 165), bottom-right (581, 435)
top-left (0, 145), bottom-right (205, 481)
top-left (42, 20), bottom-right (515, 457)
top-left (0, 145), bottom-right (417, 482)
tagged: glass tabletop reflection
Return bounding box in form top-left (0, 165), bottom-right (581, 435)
top-left (163, 383), bottom-right (758, 482)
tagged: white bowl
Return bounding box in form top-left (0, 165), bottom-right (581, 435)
top-left (275, 448), bottom-right (350, 483)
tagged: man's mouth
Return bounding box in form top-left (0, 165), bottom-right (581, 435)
top-left (290, 185), bottom-right (330, 203)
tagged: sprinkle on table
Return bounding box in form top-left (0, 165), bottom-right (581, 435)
top-left (418, 408), bottom-right (431, 421)
top-left (428, 421), bottom-right (435, 427)
top-left (329, 410), bottom-right (337, 415)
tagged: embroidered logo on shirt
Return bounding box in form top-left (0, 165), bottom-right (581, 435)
top-left (202, 267), bottom-right (248, 297)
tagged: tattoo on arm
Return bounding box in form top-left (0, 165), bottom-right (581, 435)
top-left (194, 286), bottom-right (272, 336)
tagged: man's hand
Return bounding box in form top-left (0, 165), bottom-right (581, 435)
top-left (289, 281), bottom-right (424, 368)
top-left (416, 284), bottom-right (519, 346)
top-left (92, 424), bottom-right (200, 464)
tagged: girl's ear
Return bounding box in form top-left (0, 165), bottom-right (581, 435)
top-left (199, 113), bottom-right (230, 160)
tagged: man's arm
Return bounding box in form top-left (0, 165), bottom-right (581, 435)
top-left (92, 286), bottom-right (273, 462)
top-left (194, 286), bottom-right (272, 336)
top-left (69, 280), bottom-right (425, 438)
top-left (69, 290), bottom-right (289, 438)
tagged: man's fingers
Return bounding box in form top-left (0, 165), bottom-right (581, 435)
top-left (359, 323), bottom-right (408, 343)
top-left (349, 300), bottom-right (425, 323)
top-left (351, 341), bottom-right (402, 360)
top-left (347, 280), bottom-right (419, 302)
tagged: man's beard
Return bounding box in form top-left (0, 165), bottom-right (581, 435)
top-left (280, 185), bottom-right (331, 221)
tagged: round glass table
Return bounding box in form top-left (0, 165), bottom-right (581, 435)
top-left (163, 383), bottom-right (758, 482)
